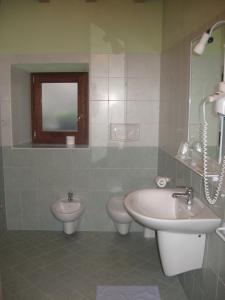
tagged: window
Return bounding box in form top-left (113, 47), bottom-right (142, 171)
top-left (31, 72), bottom-right (88, 145)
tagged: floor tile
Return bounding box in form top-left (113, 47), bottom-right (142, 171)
top-left (15, 286), bottom-right (51, 300)
top-left (0, 231), bottom-right (187, 300)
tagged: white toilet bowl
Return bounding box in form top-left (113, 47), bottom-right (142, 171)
top-left (51, 197), bottom-right (85, 235)
top-left (106, 196), bottom-right (133, 235)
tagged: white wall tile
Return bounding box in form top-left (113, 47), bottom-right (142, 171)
top-left (109, 54), bottom-right (126, 77)
top-left (127, 101), bottom-right (159, 124)
top-left (90, 54), bottom-right (109, 77)
top-left (109, 78), bottom-right (126, 101)
top-left (90, 101), bottom-right (109, 124)
top-left (90, 124), bottom-right (109, 146)
top-left (109, 101), bottom-right (126, 123)
top-left (139, 123), bottom-right (159, 146)
top-left (127, 78), bottom-right (158, 101)
top-left (90, 78), bottom-right (109, 101)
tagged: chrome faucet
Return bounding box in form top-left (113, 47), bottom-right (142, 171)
top-left (67, 192), bottom-right (73, 202)
top-left (172, 187), bottom-right (194, 206)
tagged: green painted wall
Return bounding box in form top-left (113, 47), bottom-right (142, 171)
top-left (0, 0), bottom-right (163, 54)
top-left (162, 0), bottom-right (225, 50)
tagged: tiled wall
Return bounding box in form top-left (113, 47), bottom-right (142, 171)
top-left (158, 149), bottom-right (225, 300)
top-left (0, 53), bottom-right (160, 148)
top-left (4, 146), bottom-right (158, 231)
top-left (0, 53), bottom-right (160, 231)
top-left (89, 53), bottom-right (160, 147)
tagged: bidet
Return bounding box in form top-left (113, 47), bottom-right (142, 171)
top-left (51, 195), bottom-right (85, 235)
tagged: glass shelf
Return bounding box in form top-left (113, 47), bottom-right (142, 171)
top-left (175, 155), bottom-right (219, 180)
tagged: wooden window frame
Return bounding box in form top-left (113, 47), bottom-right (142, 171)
top-left (31, 72), bottom-right (88, 145)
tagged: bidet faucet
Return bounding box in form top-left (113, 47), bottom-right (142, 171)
top-left (172, 187), bottom-right (193, 206)
top-left (67, 192), bottom-right (73, 202)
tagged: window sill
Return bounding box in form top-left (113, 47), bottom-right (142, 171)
top-left (12, 143), bottom-right (89, 149)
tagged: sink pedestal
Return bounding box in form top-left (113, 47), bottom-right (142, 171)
top-left (158, 231), bottom-right (206, 276)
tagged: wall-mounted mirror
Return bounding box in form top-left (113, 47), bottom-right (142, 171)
top-left (188, 26), bottom-right (225, 161)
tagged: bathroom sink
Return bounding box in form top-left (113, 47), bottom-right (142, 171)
top-left (124, 189), bottom-right (221, 234)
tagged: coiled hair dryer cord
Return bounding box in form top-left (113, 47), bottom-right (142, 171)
top-left (201, 118), bottom-right (225, 205)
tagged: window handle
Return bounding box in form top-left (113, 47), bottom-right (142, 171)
top-left (76, 114), bottom-right (83, 121)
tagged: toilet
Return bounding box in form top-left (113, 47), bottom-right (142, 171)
top-left (107, 195), bottom-right (155, 238)
top-left (51, 195), bottom-right (85, 235)
top-left (106, 196), bottom-right (133, 235)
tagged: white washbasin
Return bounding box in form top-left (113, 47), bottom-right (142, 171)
top-left (124, 188), bottom-right (221, 234)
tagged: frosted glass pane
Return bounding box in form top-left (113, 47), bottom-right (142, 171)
top-left (42, 83), bottom-right (78, 131)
